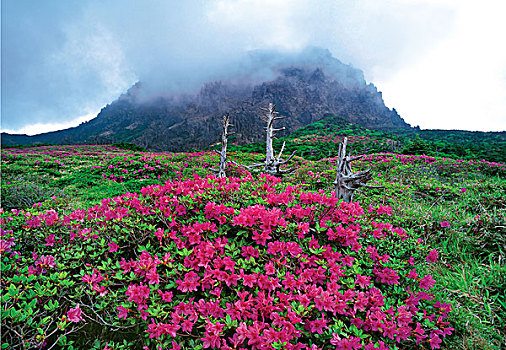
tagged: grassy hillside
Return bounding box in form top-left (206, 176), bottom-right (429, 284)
top-left (225, 115), bottom-right (506, 163)
top-left (1, 144), bottom-right (505, 349)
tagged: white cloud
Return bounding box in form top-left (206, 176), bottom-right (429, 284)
top-left (207, 0), bottom-right (310, 50)
top-left (1, 112), bottom-right (97, 136)
top-left (2, 0), bottom-right (504, 133)
top-left (377, 1), bottom-right (506, 131)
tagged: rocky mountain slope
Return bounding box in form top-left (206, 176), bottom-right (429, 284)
top-left (2, 48), bottom-right (410, 151)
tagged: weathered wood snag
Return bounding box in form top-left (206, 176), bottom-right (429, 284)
top-left (211, 114), bottom-right (233, 178)
top-left (333, 137), bottom-right (382, 202)
top-left (246, 103), bottom-right (296, 176)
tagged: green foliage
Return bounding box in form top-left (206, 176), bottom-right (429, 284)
top-left (228, 115), bottom-right (505, 163)
top-left (402, 135), bottom-right (431, 156)
top-left (1, 175), bottom-right (69, 210)
top-left (111, 142), bottom-right (147, 152)
top-left (1, 138), bottom-right (505, 349)
top-left (1, 171), bottom-right (451, 349)
top-left (391, 127), bottom-right (506, 163)
top-left (228, 115), bottom-right (401, 161)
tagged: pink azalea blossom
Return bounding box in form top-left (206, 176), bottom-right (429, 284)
top-left (108, 241), bottom-right (119, 252)
top-left (355, 274), bottom-right (371, 288)
top-left (126, 284), bottom-right (150, 304)
top-left (67, 304), bottom-right (84, 323)
top-left (426, 249), bottom-right (439, 263)
top-left (117, 306), bottom-right (128, 319)
top-left (429, 334), bottom-right (442, 349)
top-left (439, 221), bottom-right (450, 228)
top-left (169, 342), bottom-right (182, 350)
top-left (420, 275), bottom-right (436, 290)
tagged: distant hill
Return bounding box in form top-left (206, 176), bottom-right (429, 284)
top-left (227, 115), bottom-right (506, 163)
top-left (2, 47), bottom-right (409, 151)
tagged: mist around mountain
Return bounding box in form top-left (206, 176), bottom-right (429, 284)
top-left (1, 48), bottom-right (409, 151)
top-left (4, 46), bottom-right (504, 160)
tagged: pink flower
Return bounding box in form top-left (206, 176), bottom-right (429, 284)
top-left (176, 271), bottom-right (200, 292)
top-left (170, 342), bottom-right (182, 350)
top-left (0, 239), bottom-right (13, 254)
top-left (264, 262), bottom-right (275, 275)
top-left (146, 268), bottom-right (160, 285)
top-left (181, 319), bottom-right (194, 332)
top-left (146, 319), bottom-right (180, 339)
top-left (108, 241), bottom-right (119, 252)
top-left (407, 268), bottom-right (419, 279)
top-left (140, 310), bottom-right (149, 321)
top-left (241, 246), bottom-right (259, 261)
top-left (419, 275), bottom-right (436, 290)
top-left (460, 188), bottom-right (466, 193)
top-left (157, 290), bottom-right (173, 302)
top-left (242, 273), bottom-right (257, 288)
top-left (439, 221), bottom-right (450, 228)
top-left (45, 234), bottom-right (55, 246)
top-left (429, 334), bottom-right (442, 349)
top-left (355, 274), bottom-right (371, 288)
top-left (35, 255), bottom-right (56, 269)
top-left (117, 306), bottom-right (128, 319)
top-left (308, 317), bottom-right (328, 334)
top-left (67, 304), bottom-right (84, 322)
top-left (126, 284), bottom-right (150, 304)
top-left (426, 249), bottom-right (439, 263)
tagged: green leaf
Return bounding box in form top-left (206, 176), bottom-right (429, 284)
top-left (10, 309), bottom-right (19, 319)
top-left (8, 284), bottom-right (17, 297)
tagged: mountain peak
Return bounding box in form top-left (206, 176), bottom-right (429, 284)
top-left (1, 48), bottom-right (410, 150)
top-left (309, 68), bottom-right (325, 84)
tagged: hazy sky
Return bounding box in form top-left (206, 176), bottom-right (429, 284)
top-left (2, 0), bottom-right (505, 134)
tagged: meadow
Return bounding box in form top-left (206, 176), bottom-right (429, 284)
top-left (1, 142), bottom-right (505, 349)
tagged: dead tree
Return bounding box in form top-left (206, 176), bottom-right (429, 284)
top-left (211, 114), bottom-right (233, 178)
top-left (333, 137), bottom-right (382, 202)
top-left (246, 103), bottom-right (296, 176)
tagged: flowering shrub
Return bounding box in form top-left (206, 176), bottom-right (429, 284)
top-left (1, 175), bottom-right (68, 210)
top-left (1, 173), bottom-right (452, 349)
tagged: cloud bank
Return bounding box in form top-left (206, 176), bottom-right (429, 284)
top-left (2, 0), bottom-right (504, 133)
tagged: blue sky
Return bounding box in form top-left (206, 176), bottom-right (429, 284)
top-left (2, 0), bottom-right (505, 134)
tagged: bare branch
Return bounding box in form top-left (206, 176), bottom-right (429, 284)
top-left (350, 155), bottom-right (364, 161)
top-left (213, 113), bottom-right (234, 178)
top-left (358, 183), bottom-right (384, 189)
top-left (245, 103), bottom-right (296, 176)
top-left (279, 168), bottom-right (296, 174)
top-left (276, 141), bottom-right (286, 160)
top-left (245, 163), bottom-right (265, 168)
top-left (279, 150), bottom-right (297, 164)
top-left (332, 137), bottom-right (379, 202)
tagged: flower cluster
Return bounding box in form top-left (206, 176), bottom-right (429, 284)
top-left (1, 173), bottom-right (452, 349)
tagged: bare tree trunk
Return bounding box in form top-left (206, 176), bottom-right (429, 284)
top-left (212, 114), bottom-right (233, 178)
top-left (333, 137), bottom-right (382, 202)
top-left (262, 103), bottom-right (279, 167)
top-left (245, 103), bottom-right (296, 176)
